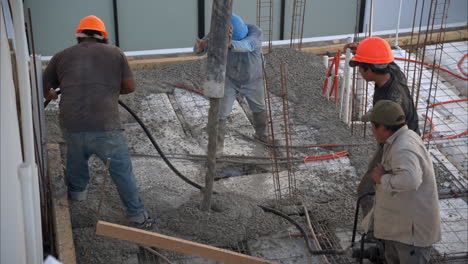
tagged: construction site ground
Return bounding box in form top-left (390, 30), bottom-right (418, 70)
top-left (45, 44), bottom-right (468, 263)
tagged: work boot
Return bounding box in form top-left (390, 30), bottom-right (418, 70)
top-left (252, 111), bottom-right (268, 143)
top-left (216, 119), bottom-right (227, 158)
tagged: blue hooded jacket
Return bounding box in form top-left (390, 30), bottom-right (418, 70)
top-left (231, 14), bottom-right (248, 40)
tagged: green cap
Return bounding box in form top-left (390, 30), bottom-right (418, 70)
top-left (361, 100), bottom-right (406, 126)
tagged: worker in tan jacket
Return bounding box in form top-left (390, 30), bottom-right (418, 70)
top-left (362, 100), bottom-right (441, 264)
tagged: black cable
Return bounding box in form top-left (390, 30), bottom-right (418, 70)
top-left (258, 205), bottom-right (346, 256)
top-left (118, 100), bottom-right (206, 191)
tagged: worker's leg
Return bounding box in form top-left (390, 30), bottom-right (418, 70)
top-left (383, 240), bottom-right (400, 264)
top-left (357, 143), bottom-right (383, 217)
top-left (90, 130), bottom-right (147, 223)
top-left (244, 78), bottom-right (267, 141)
top-left (219, 78), bottom-right (240, 120)
top-left (217, 78), bottom-right (239, 157)
top-left (385, 240), bottom-right (432, 264)
top-left (64, 132), bottom-right (92, 201)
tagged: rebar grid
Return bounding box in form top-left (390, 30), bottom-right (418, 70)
top-left (137, 240), bottom-right (251, 264)
top-left (263, 63), bottom-right (298, 202)
top-left (309, 215), bottom-right (354, 264)
top-left (289, 0), bottom-right (306, 51)
top-left (256, 0), bottom-right (274, 53)
top-left (280, 64), bottom-right (298, 199)
top-left (263, 63), bottom-right (282, 201)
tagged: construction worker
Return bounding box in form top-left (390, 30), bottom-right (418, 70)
top-left (361, 100), bottom-right (440, 264)
top-left (43, 15), bottom-right (154, 229)
top-left (194, 13), bottom-right (266, 157)
top-left (346, 36), bottom-right (420, 217)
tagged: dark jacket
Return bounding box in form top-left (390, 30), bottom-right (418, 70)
top-left (373, 63), bottom-right (420, 134)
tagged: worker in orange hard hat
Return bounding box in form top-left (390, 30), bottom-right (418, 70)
top-left (75, 15), bottom-right (109, 43)
top-left (344, 36), bottom-right (420, 219)
top-left (43, 15), bottom-right (155, 230)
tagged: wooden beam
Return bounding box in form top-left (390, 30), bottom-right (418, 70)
top-left (128, 55), bottom-right (205, 70)
top-left (301, 29), bottom-right (467, 55)
top-left (95, 221), bottom-right (272, 264)
top-left (48, 144), bottom-right (76, 264)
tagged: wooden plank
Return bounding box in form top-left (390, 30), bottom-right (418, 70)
top-left (95, 221), bottom-right (272, 264)
top-left (47, 143), bottom-right (77, 264)
top-left (301, 29), bottom-right (467, 55)
top-left (128, 55), bottom-right (205, 70)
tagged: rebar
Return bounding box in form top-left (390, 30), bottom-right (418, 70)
top-left (289, 0), bottom-right (306, 50)
top-left (256, 0), bottom-right (274, 53)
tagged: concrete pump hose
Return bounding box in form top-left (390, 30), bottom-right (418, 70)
top-left (258, 205), bottom-right (346, 256)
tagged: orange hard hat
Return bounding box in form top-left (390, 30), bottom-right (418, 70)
top-left (350, 37), bottom-right (394, 65)
top-left (75, 15), bottom-right (108, 39)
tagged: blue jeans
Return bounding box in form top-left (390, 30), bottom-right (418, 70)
top-left (64, 130), bottom-right (147, 223)
top-left (219, 77), bottom-right (265, 120)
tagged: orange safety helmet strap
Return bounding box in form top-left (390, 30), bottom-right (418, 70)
top-left (75, 15), bottom-right (109, 39)
top-left (350, 37), bottom-right (394, 65)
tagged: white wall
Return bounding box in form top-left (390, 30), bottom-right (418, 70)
top-left (364, 0), bottom-right (467, 33)
top-left (1, 4), bottom-right (27, 264)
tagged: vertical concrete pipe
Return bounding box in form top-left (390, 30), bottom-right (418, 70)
top-left (341, 37), bottom-right (353, 125)
top-left (201, 0), bottom-right (233, 211)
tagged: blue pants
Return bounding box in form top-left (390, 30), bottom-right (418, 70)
top-left (64, 130), bottom-right (146, 223)
top-left (219, 77), bottom-right (265, 120)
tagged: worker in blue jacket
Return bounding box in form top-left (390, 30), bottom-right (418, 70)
top-left (194, 14), bottom-right (266, 157)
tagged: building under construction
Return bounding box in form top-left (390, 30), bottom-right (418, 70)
top-left (1, 0), bottom-right (467, 263)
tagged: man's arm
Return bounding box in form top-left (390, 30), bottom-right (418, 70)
top-left (230, 25), bottom-right (262, 53)
top-left (119, 50), bottom-right (135, 94)
top-left (43, 54), bottom-right (59, 99)
top-left (120, 77), bottom-right (135, 94)
top-left (376, 150), bottom-right (423, 192)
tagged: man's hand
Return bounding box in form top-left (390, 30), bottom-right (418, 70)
top-left (370, 164), bottom-right (387, 184)
top-left (46, 88), bottom-right (58, 100)
top-left (195, 37), bottom-right (209, 53)
top-left (228, 25), bottom-right (233, 48)
top-left (343, 42), bottom-right (358, 55)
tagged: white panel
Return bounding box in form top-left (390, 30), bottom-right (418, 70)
top-left (1, 5), bottom-right (27, 264)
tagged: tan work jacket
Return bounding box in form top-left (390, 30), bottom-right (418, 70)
top-left (364, 126), bottom-right (441, 247)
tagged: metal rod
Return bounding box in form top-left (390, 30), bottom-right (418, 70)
top-left (198, 0), bottom-right (206, 39)
top-left (112, 0), bottom-right (120, 46)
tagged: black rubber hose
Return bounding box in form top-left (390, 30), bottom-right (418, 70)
top-left (258, 205), bottom-right (346, 256)
top-left (44, 91), bottom-right (206, 192)
top-left (118, 100), bottom-right (206, 191)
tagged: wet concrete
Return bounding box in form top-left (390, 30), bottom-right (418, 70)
top-left (44, 48), bottom-right (381, 263)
